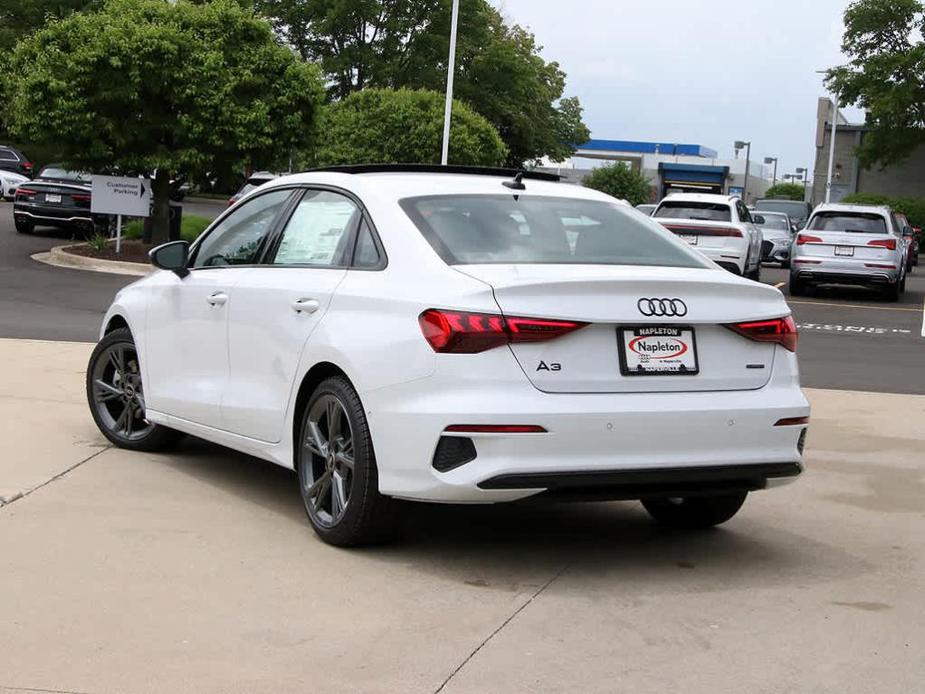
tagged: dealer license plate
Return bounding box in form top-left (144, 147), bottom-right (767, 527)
top-left (678, 234), bottom-right (698, 245)
top-left (835, 245), bottom-right (854, 257)
top-left (45, 194), bottom-right (62, 204)
top-left (618, 326), bottom-right (699, 376)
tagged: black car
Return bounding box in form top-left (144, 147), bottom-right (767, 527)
top-left (13, 164), bottom-right (107, 236)
top-left (0, 144), bottom-right (33, 177)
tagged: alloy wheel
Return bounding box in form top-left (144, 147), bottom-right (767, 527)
top-left (301, 394), bottom-right (355, 528)
top-left (90, 341), bottom-right (154, 441)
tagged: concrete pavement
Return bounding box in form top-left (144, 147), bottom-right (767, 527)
top-left (1, 338), bottom-right (922, 694)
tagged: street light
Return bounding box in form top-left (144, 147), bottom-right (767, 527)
top-left (734, 140), bottom-right (751, 202)
top-left (816, 69), bottom-right (838, 203)
top-left (796, 167), bottom-right (808, 199)
top-left (440, 0), bottom-right (461, 166)
top-left (764, 156), bottom-right (778, 185)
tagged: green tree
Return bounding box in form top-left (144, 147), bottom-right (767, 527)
top-left (763, 183), bottom-right (807, 201)
top-left (0, 0), bottom-right (99, 52)
top-left (582, 164), bottom-right (653, 206)
top-left (313, 88), bottom-right (508, 167)
top-left (256, 0), bottom-right (589, 166)
top-left (3, 0), bottom-right (324, 244)
top-left (827, 0), bottom-right (925, 166)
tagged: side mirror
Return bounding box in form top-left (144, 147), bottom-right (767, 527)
top-left (149, 240), bottom-right (190, 278)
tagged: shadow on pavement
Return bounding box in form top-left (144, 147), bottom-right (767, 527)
top-left (158, 436), bottom-right (872, 594)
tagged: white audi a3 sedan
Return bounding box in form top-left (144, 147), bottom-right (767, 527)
top-left (87, 165), bottom-right (810, 546)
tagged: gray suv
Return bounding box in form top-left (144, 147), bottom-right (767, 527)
top-left (0, 145), bottom-right (33, 177)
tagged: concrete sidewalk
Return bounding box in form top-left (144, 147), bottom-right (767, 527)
top-left (1, 338), bottom-right (923, 694)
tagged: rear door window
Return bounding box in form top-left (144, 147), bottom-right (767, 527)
top-left (401, 194), bottom-right (709, 268)
top-left (271, 190), bottom-right (360, 266)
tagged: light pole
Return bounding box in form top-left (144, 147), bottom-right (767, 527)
top-left (763, 157), bottom-right (778, 185)
top-left (440, 0), bottom-right (461, 166)
top-left (734, 140), bottom-right (751, 202)
top-left (816, 70), bottom-right (838, 203)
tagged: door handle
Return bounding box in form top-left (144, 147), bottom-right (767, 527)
top-left (291, 298), bottom-right (320, 314)
top-left (206, 292), bottom-right (228, 307)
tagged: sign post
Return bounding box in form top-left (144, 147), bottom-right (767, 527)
top-left (90, 175), bottom-right (152, 254)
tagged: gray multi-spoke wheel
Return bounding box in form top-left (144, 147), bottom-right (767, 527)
top-left (297, 376), bottom-right (397, 546)
top-left (85, 328), bottom-right (181, 451)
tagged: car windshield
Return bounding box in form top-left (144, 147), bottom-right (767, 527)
top-left (756, 200), bottom-right (808, 219)
top-left (39, 167), bottom-right (89, 182)
top-left (808, 212), bottom-right (887, 234)
top-left (653, 201), bottom-right (731, 222)
top-left (401, 194), bottom-right (710, 268)
top-left (756, 214), bottom-right (790, 230)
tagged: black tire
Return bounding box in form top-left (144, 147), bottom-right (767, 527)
top-left (642, 492), bottom-right (748, 529)
top-left (297, 375), bottom-right (397, 546)
top-left (884, 277), bottom-right (902, 302)
top-left (86, 328), bottom-right (182, 451)
top-left (789, 273), bottom-right (808, 297)
top-left (781, 260), bottom-right (791, 270)
top-left (14, 217), bottom-right (33, 234)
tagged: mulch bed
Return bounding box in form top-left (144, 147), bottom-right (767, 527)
top-left (64, 239), bottom-right (153, 265)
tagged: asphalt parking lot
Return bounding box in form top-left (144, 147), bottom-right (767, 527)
top-left (1, 203), bottom-right (924, 693)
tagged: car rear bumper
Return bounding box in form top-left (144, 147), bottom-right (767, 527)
top-left (791, 255), bottom-right (902, 285)
top-left (13, 204), bottom-right (100, 227)
top-left (364, 355), bottom-right (809, 503)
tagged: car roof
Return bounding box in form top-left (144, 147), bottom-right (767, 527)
top-left (660, 192), bottom-right (737, 205)
top-left (812, 202), bottom-right (891, 216)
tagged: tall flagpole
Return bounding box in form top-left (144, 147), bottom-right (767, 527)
top-left (440, 0), bottom-right (460, 165)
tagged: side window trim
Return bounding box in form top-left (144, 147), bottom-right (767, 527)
top-left (187, 187), bottom-right (300, 269)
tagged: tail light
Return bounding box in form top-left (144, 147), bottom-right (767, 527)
top-left (72, 193), bottom-right (91, 203)
top-left (23, 162), bottom-right (33, 172)
top-left (419, 309), bottom-right (587, 354)
top-left (867, 238), bottom-right (896, 251)
top-left (796, 234), bottom-right (823, 245)
top-left (15, 187), bottom-right (37, 198)
top-left (725, 316), bottom-right (798, 352)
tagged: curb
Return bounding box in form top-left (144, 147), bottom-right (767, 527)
top-left (32, 244), bottom-right (151, 277)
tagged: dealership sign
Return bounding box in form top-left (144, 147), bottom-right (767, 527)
top-left (91, 175), bottom-right (151, 217)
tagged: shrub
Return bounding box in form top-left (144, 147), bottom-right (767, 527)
top-left (840, 193), bottom-right (925, 229)
top-left (122, 214), bottom-right (212, 243)
top-left (763, 183), bottom-right (806, 201)
top-left (581, 163), bottom-right (652, 206)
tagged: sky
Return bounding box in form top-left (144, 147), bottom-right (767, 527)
top-left (493, 0), bottom-right (865, 180)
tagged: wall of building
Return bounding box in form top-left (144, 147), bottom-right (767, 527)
top-left (812, 125), bottom-right (863, 204)
top-left (857, 144), bottom-right (925, 198)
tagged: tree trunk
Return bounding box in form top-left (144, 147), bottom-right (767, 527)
top-left (150, 169), bottom-right (171, 246)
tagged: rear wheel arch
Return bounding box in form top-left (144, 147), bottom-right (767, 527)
top-left (292, 362), bottom-right (353, 468)
top-left (104, 314), bottom-right (131, 336)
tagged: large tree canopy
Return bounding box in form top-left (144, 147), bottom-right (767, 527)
top-left (0, 0), bottom-right (99, 52)
top-left (314, 88), bottom-right (508, 167)
top-left (257, 0), bottom-right (589, 166)
top-left (827, 0), bottom-right (925, 167)
top-left (3, 0), bottom-right (325, 243)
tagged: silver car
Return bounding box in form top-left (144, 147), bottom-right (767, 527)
top-left (754, 211), bottom-right (793, 267)
top-left (790, 203), bottom-right (908, 300)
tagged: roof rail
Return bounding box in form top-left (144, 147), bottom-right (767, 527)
top-left (309, 163), bottom-right (561, 182)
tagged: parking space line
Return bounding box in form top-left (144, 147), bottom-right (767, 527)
top-left (774, 281), bottom-right (786, 288)
top-left (788, 300), bottom-right (922, 313)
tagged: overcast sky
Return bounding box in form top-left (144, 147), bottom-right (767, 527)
top-left (493, 0), bottom-right (864, 179)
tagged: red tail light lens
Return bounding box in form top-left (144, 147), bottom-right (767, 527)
top-left (72, 193), bottom-right (91, 202)
top-left (15, 188), bottom-right (37, 198)
top-left (867, 238), bottom-right (896, 250)
top-left (419, 309), bottom-right (587, 353)
top-left (23, 162), bottom-right (33, 171)
top-left (774, 416), bottom-right (809, 426)
top-left (796, 234), bottom-right (823, 245)
top-left (725, 316), bottom-right (798, 352)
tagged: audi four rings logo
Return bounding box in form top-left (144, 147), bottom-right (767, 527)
top-left (637, 298), bottom-right (688, 317)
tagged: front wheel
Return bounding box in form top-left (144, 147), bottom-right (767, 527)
top-left (642, 492), bottom-right (747, 529)
top-left (86, 328), bottom-right (182, 451)
top-left (297, 376), bottom-right (397, 546)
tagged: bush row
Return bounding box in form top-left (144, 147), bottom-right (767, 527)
top-left (840, 193), bottom-right (925, 229)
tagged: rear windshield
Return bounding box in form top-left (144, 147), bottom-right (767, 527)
top-left (401, 194), bottom-right (710, 268)
top-left (808, 212), bottom-right (887, 234)
top-left (653, 201), bottom-right (731, 222)
top-left (756, 214), bottom-right (790, 230)
top-left (756, 200), bottom-right (809, 219)
top-left (39, 167), bottom-right (89, 182)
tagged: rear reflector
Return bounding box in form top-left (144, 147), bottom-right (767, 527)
top-left (868, 238), bottom-right (897, 250)
top-left (796, 234), bottom-right (823, 245)
top-left (793, 259), bottom-right (821, 264)
top-left (419, 309), bottom-right (587, 353)
top-left (72, 193), bottom-right (91, 202)
top-left (774, 416), bottom-right (810, 426)
top-left (444, 424), bottom-right (547, 434)
top-left (725, 316), bottom-right (798, 352)
top-left (864, 263), bottom-right (896, 269)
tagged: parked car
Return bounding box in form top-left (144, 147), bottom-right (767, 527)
top-left (755, 198), bottom-right (812, 231)
top-left (895, 212), bottom-right (918, 271)
top-left (86, 164), bottom-right (808, 546)
top-left (753, 210), bottom-right (794, 267)
top-left (0, 144), bottom-right (33, 177)
top-left (12, 164), bottom-right (106, 236)
top-left (635, 203), bottom-right (656, 216)
top-left (652, 193), bottom-right (763, 280)
top-left (791, 203), bottom-right (907, 300)
top-left (227, 171), bottom-right (277, 206)
top-left (0, 169), bottom-right (30, 201)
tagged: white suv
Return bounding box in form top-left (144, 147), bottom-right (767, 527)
top-left (791, 203), bottom-right (907, 300)
top-left (87, 165), bottom-right (808, 546)
top-left (653, 193), bottom-right (764, 280)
